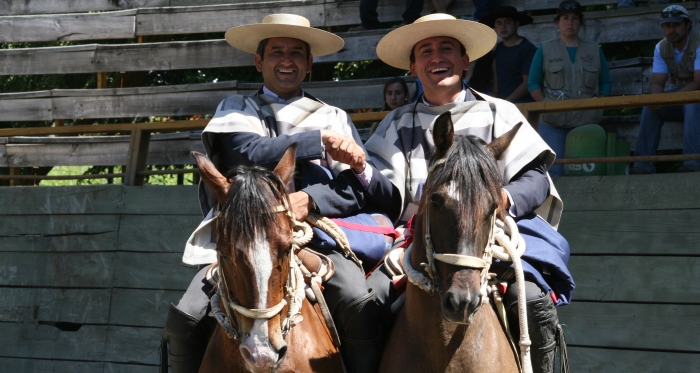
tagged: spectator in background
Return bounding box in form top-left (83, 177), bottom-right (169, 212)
top-left (383, 77), bottom-right (410, 110)
top-left (528, 0), bottom-right (612, 176)
top-left (369, 78), bottom-right (411, 136)
top-left (349, 0), bottom-right (423, 31)
top-left (480, 6), bottom-right (536, 102)
top-left (631, 5), bottom-right (700, 174)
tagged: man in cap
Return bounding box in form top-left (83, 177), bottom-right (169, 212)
top-left (631, 5), bottom-right (700, 174)
top-left (366, 14), bottom-right (574, 373)
top-left (480, 6), bottom-right (536, 102)
top-left (162, 14), bottom-right (391, 373)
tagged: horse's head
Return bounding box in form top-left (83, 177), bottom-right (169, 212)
top-left (419, 112), bottom-right (519, 325)
top-left (193, 145), bottom-right (299, 373)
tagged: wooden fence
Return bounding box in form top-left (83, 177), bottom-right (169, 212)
top-left (0, 185), bottom-right (202, 372)
top-left (2, 173), bottom-right (699, 372)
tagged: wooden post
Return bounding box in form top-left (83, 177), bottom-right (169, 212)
top-left (9, 167), bottom-right (19, 187)
top-left (124, 127), bottom-right (151, 186)
top-left (97, 72), bottom-right (107, 89)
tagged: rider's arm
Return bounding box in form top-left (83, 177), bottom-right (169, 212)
top-left (502, 158), bottom-right (549, 218)
top-left (215, 131), bottom-right (324, 171)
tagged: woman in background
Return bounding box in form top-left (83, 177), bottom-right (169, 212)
top-left (528, 0), bottom-right (612, 176)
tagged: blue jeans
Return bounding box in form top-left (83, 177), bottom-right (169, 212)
top-left (360, 0), bottom-right (423, 29)
top-left (633, 100), bottom-right (700, 173)
top-left (538, 122), bottom-right (573, 177)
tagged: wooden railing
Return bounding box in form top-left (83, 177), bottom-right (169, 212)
top-left (2, 90), bottom-right (700, 185)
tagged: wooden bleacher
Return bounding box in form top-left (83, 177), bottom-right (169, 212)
top-left (1, 1), bottom-right (699, 372)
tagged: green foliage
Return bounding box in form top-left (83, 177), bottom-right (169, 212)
top-left (333, 60), bottom-right (406, 81)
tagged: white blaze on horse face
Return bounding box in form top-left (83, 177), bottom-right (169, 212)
top-left (248, 228), bottom-right (273, 309)
top-left (447, 181), bottom-right (460, 202)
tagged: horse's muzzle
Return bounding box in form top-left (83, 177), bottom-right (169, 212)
top-left (240, 336), bottom-right (288, 373)
top-left (441, 288), bottom-right (481, 325)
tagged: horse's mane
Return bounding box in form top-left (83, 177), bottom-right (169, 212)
top-left (220, 164), bottom-right (289, 257)
top-left (421, 135), bottom-right (504, 240)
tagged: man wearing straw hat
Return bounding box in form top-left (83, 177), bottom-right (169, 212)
top-left (365, 14), bottom-right (574, 373)
top-left (162, 14), bottom-right (390, 373)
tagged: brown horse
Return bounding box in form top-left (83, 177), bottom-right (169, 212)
top-left (380, 112), bottom-right (521, 373)
top-left (193, 145), bottom-right (342, 373)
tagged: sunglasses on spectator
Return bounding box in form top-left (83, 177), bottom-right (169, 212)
top-left (661, 10), bottom-right (687, 18)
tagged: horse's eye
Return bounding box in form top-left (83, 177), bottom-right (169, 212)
top-left (430, 193), bottom-right (445, 208)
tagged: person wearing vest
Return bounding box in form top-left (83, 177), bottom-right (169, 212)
top-left (365, 14), bottom-right (574, 373)
top-left (160, 14), bottom-right (394, 373)
top-left (528, 0), bottom-right (612, 177)
top-left (631, 5), bottom-right (700, 174)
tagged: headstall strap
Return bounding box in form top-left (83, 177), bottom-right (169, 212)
top-left (209, 203), bottom-right (305, 341)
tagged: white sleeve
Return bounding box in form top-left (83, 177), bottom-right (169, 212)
top-left (652, 43), bottom-right (669, 74)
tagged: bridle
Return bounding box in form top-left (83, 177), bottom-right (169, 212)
top-left (209, 203), bottom-right (311, 341)
top-left (403, 157), bottom-right (497, 300)
top-left (401, 155), bottom-right (536, 373)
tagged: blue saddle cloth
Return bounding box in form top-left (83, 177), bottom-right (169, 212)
top-left (493, 213), bottom-right (575, 306)
top-left (310, 213), bottom-right (390, 270)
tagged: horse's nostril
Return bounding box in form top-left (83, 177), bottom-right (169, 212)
top-left (240, 345), bottom-right (254, 364)
top-left (443, 292), bottom-right (463, 314)
top-left (277, 345), bottom-right (288, 364)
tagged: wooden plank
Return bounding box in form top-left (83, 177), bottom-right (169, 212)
top-left (558, 302), bottom-right (700, 352)
top-left (0, 9), bottom-right (137, 43)
top-left (0, 214), bottom-right (119, 252)
top-left (104, 362), bottom-right (156, 373)
top-left (0, 95), bottom-right (52, 121)
top-left (117, 214), bottom-right (202, 253)
top-left (109, 288), bottom-right (184, 327)
top-left (0, 288), bottom-right (111, 324)
top-left (554, 173), bottom-right (700, 211)
top-left (0, 358), bottom-right (105, 373)
top-left (135, 1), bottom-right (324, 35)
top-left (0, 252), bottom-right (114, 287)
top-left (51, 89), bottom-right (238, 121)
top-left (569, 256), bottom-right (700, 303)
top-left (2, 138), bottom-right (196, 167)
top-left (104, 325), bottom-right (162, 365)
top-left (0, 185), bottom-right (123, 215)
top-left (567, 346), bottom-right (700, 373)
top-left (0, 322), bottom-right (107, 361)
top-left (0, 0), bottom-right (166, 15)
top-left (112, 251), bottom-right (198, 290)
top-left (560, 210), bottom-right (700, 255)
top-left (120, 185), bottom-right (200, 215)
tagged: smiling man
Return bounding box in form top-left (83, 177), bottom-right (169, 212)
top-left (631, 4), bottom-right (700, 174)
top-left (366, 14), bottom-right (574, 373)
top-left (161, 14), bottom-right (394, 373)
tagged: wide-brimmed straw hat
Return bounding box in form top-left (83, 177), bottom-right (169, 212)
top-left (479, 6), bottom-right (534, 28)
top-left (225, 14), bottom-right (344, 57)
top-left (376, 14), bottom-right (497, 70)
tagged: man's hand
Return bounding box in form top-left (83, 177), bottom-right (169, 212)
top-left (321, 130), bottom-right (367, 173)
top-left (288, 191), bottom-right (312, 222)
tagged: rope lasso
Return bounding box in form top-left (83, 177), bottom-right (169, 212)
top-left (305, 212), bottom-right (363, 272)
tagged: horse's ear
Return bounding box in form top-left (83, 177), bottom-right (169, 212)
top-left (191, 151), bottom-right (230, 205)
top-left (486, 122), bottom-right (522, 160)
top-left (433, 111), bottom-right (454, 161)
top-left (273, 143), bottom-right (298, 187)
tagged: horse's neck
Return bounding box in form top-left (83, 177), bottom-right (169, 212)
top-left (403, 285), bottom-right (515, 372)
